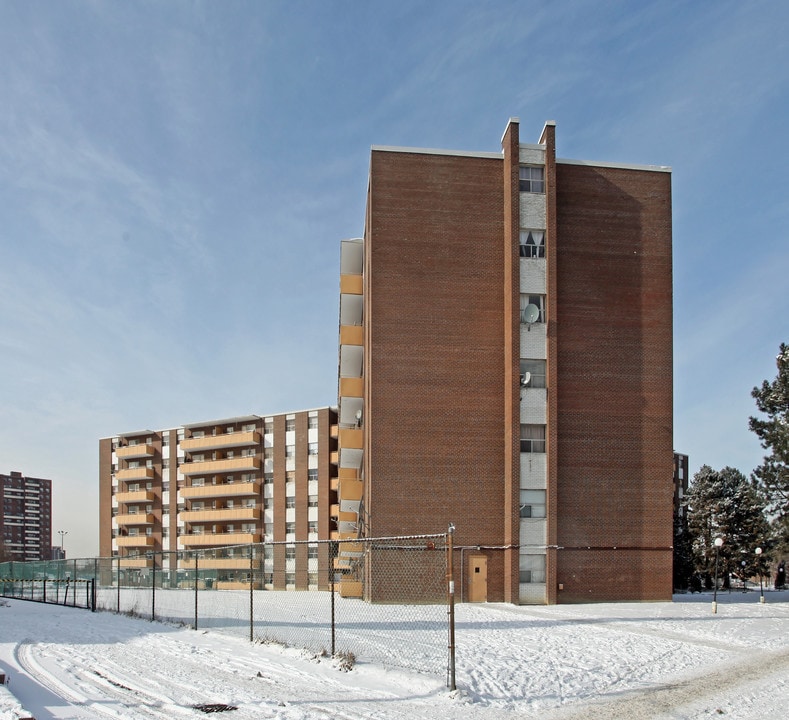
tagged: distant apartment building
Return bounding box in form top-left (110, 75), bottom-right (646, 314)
top-left (673, 452), bottom-right (689, 520)
top-left (98, 408), bottom-right (338, 589)
top-left (1, 471), bottom-right (53, 561)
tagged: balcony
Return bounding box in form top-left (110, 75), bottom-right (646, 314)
top-left (339, 324), bottom-right (363, 346)
top-left (339, 428), bottom-right (362, 449)
top-left (116, 467), bottom-right (154, 482)
top-left (339, 579), bottom-right (363, 598)
top-left (180, 532), bottom-right (261, 547)
top-left (116, 444), bottom-right (154, 460)
top-left (180, 481), bottom-right (260, 499)
top-left (180, 456), bottom-right (261, 476)
top-left (115, 490), bottom-right (155, 504)
top-left (339, 377), bottom-right (363, 398)
top-left (180, 430), bottom-right (261, 453)
top-left (119, 557), bottom-right (153, 568)
top-left (180, 508), bottom-right (260, 523)
top-left (116, 536), bottom-right (155, 548)
top-left (338, 479), bottom-right (363, 514)
top-left (115, 513), bottom-right (155, 526)
top-left (179, 557), bottom-right (252, 570)
top-left (340, 273), bottom-right (363, 296)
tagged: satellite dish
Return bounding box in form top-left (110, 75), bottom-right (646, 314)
top-left (520, 372), bottom-right (531, 387)
top-left (522, 303), bottom-right (540, 324)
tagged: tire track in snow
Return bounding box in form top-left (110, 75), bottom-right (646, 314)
top-left (540, 645), bottom-right (789, 720)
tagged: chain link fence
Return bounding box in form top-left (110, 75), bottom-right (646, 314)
top-left (0, 532), bottom-right (454, 679)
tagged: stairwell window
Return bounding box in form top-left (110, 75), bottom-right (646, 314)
top-left (520, 425), bottom-right (546, 453)
top-left (519, 230), bottom-right (545, 258)
top-left (519, 166), bottom-right (545, 193)
top-left (519, 554), bottom-right (546, 583)
top-left (519, 490), bottom-right (546, 518)
top-left (520, 359), bottom-right (547, 389)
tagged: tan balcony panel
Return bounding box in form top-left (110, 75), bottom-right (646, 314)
top-left (330, 450), bottom-right (339, 465)
top-left (180, 481), bottom-right (261, 499)
top-left (115, 490), bottom-right (155, 504)
top-left (339, 377), bottom-right (363, 398)
top-left (330, 476), bottom-right (340, 492)
top-left (115, 513), bottom-right (155, 526)
top-left (339, 479), bottom-right (363, 504)
top-left (180, 431), bottom-right (261, 453)
top-left (330, 424), bottom-right (339, 439)
top-left (181, 456), bottom-right (261, 476)
top-left (116, 467), bottom-right (154, 482)
top-left (340, 324), bottom-right (364, 346)
top-left (116, 444), bottom-right (154, 460)
top-left (339, 579), bottom-right (363, 598)
top-left (119, 557), bottom-right (153, 568)
top-left (339, 428), bottom-right (363, 450)
top-left (116, 536), bottom-right (154, 548)
top-left (338, 541), bottom-right (364, 558)
top-left (340, 273), bottom-right (363, 295)
top-left (179, 558), bottom-right (252, 570)
top-left (180, 508), bottom-right (260, 523)
top-left (180, 532), bottom-right (261, 547)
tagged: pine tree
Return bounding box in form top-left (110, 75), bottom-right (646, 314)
top-left (749, 343), bottom-right (789, 519)
top-left (685, 465), bottom-right (770, 588)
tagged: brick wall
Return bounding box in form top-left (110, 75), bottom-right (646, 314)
top-left (554, 162), bottom-right (674, 602)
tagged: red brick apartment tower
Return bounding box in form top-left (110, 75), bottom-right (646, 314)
top-left (337, 119), bottom-right (674, 603)
top-left (1, 471), bottom-right (53, 561)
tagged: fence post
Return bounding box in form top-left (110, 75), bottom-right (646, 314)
top-left (91, 578), bottom-right (96, 612)
top-left (330, 540), bottom-right (337, 657)
top-left (194, 553), bottom-right (199, 631)
top-left (72, 560), bottom-right (77, 607)
top-left (151, 553), bottom-right (156, 622)
top-left (43, 577), bottom-right (47, 603)
top-left (249, 545), bottom-right (254, 643)
top-left (116, 556), bottom-right (121, 613)
top-left (446, 523), bottom-right (456, 691)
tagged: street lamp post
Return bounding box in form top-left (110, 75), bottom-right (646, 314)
top-left (756, 547), bottom-right (765, 603)
top-left (712, 537), bottom-right (723, 614)
top-left (58, 530), bottom-right (68, 558)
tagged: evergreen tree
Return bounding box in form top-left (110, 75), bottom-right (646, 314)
top-left (685, 465), bottom-right (770, 587)
top-left (749, 343), bottom-right (789, 518)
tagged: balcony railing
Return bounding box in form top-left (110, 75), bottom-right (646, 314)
top-left (180, 431), bottom-right (260, 453)
top-left (115, 513), bottom-right (155, 526)
top-left (116, 536), bottom-right (155, 548)
top-left (180, 457), bottom-right (261, 476)
top-left (179, 532), bottom-right (261, 547)
top-left (116, 467), bottom-right (155, 482)
top-left (180, 507), bottom-right (260, 523)
top-left (115, 490), bottom-right (155, 504)
top-left (116, 444), bottom-right (155, 460)
top-left (179, 481), bottom-right (261, 499)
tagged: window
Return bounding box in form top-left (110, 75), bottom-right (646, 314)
top-left (264, 421), bottom-right (273, 435)
top-left (519, 554), bottom-right (546, 583)
top-left (285, 573), bottom-right (295, 586)
top-left (519, 166), bottom-right (545, 193)
top-left (286, 419), bottom-right (296, 432)
top-left (308, 469), bottom-right (318, 482)
top-left (520, 425), bottom-right (546, 453)
top-left (520, 359), bottom-right (547, 389)
top-left (519, 230), bottom-right (545, 258)
top-left (520, 490), bottom-right (546, 518)
top-left (286, 497), bottom-right (296, 509)
top-left (520, 294), bottom-right (546, 324)
top-left (308, 416), bottom-right (318, 429)
top-left (285, 445), bottom-right (295, 459)
top-left (264, 448), bottom-right (273, 460)
top-left (308, 573), bottom-right (318, 587)
top-left (308, 495), bottom-right (318, 508)
top-left (286, 471), bottom-right (295, 484)
top-left (264, 473), bottom-right (274, 484)
top-left (308, 521), bottom-right (318, 534)
top-left (308, 442), bottom-right (319, 456)
top-left (285, 546), bottom-right (296, 559)
top-left (308, 544), bottom-right (319, 559)
top-left (285, 522), bottom-right (296, 535)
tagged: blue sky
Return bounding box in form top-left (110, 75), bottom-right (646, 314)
top-left (1, 1), bottom-right (787, 558)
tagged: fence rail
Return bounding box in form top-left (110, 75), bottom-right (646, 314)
top-left (0, 533), bottom-right (455, 682)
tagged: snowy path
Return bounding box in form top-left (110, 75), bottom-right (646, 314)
top-left (2, 592), bottom-right (789, 719)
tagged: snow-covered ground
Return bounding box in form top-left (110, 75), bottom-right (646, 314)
top-left (2, 590), bottom-right (789, 720)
